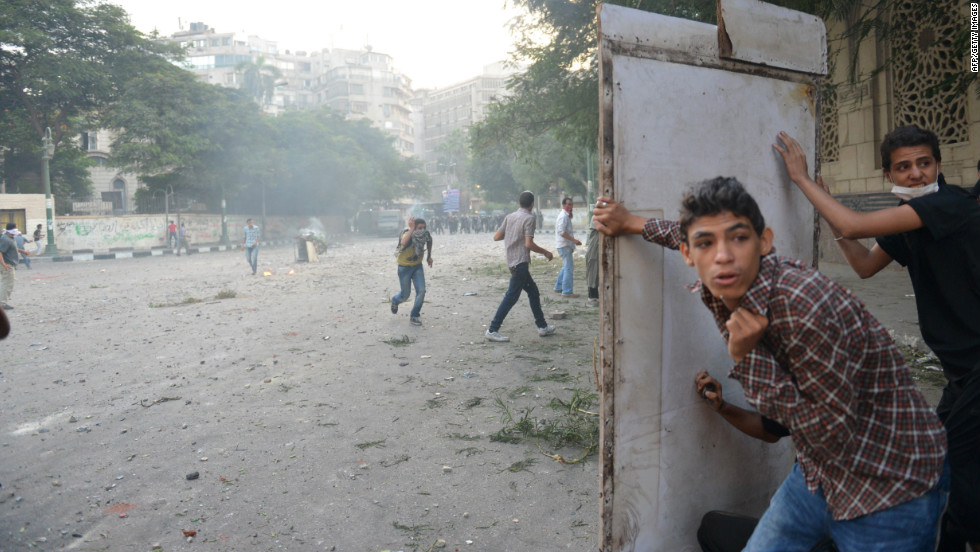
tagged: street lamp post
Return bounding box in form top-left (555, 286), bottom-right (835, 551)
top-left (219, 186), bottom-right (230, 246)
top-left (40, 127), bottom-right (58, 256)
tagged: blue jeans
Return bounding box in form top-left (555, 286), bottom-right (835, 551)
top-left (245, 245), bottom-right (258, 273)
top-left (490, 262), bottom-right (547, 332)
top-left (168, 232), bottom-right (177, 248)
top-left (393, 263), bottom-right (425, 318)
top-left (554, 246), bottom-right (574, 295)
top-left (745, 462), bottom-right (949, 552)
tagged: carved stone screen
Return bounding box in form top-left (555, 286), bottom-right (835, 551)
top-left (597, 2), bottom-right (826, 551)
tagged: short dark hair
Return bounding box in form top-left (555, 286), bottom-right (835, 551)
top-left (414, 218), bottom-right (426, 228)
top-left (562, 196), bottom-right (573, 206)
top-left (519, 191), bottom-right (534, 208)
top-left (880, 125), bottom-right (941, 171)
top-left (5, 222), bottom-right (15, 231)
top-left (679, 177), bottom-right (766, 243)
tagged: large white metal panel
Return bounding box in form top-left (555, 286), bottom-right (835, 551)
top-left (718, 0), bottom-right (828, 75)
top-left (599, 3), bottom-right (823, 551)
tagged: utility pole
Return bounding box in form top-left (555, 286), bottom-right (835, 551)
top-left (219, 185), bottom-right (230, 246)
top-left (41, 128), bottom-right (58, 256)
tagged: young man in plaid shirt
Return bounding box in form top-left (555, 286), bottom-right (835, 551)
top-left (776, 127), bottom-right (978, 552)
top-left (594, 177), bottom-right (948, 551)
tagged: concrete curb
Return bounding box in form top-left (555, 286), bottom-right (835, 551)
top-left (25, 239), bottom-right (298, 263)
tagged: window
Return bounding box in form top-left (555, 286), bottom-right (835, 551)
top-left (82, 132), bottom-right (98, 151)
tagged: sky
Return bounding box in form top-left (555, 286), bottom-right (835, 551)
top-left (105, 0), bottom-right (525, 89)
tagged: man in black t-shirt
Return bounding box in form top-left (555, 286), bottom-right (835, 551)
top-left (973, 159), bottom-right (979, 198)
top-left (775, 126), bottom-right (979, 552)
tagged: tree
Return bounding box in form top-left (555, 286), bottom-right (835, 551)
top-left (472, 0), bottom-right (976, 178)
top-left (195, 86), bottom-right (272, 211)
top-left (235, 56), bottom-right (282, 105)
top-left (0, 0), bottom-right (181, 200)
top-left (102, 65), bottom-right (218, 202)
top-left (265, 108), bottom-right (427, 216)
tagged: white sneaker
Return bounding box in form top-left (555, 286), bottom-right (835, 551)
top-left (537, 325), bottom-right (556, 337)
top-left (485, 329), bottom-right (510, 342)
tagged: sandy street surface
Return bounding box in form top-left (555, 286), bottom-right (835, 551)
top-left (1, 233), bottom-right (603, 552)
top-left (0, 232), bottom-right (941, 552)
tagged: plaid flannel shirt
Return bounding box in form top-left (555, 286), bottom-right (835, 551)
top-left (641, 217), bottom-right (946, 520)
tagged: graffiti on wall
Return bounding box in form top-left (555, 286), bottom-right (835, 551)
top-left (53, 214), bottom-right (348, 252)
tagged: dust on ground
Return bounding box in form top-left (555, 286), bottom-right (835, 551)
top-left (0, 233), bottom-right (943, 551)
top-left (1, 233), bottom-right (601, 552)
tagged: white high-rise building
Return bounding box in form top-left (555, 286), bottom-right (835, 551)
top-left (159, 24), bottom-right (414, 155)
top-left (415, 61), bottom-right (520, 202)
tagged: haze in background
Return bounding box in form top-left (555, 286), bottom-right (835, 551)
top-left (105, 0), bottom-right (523, 89)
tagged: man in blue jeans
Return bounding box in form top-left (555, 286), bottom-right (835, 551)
top-left (554, 196), bottom-right (583, 297)
top-left (594, 178), bottom-right (948, 552)
top-left (242, 218), bottom-right (260, 274)
top-left (391, 217), bottom-right (432, 326)
top-left (485, 191), bottom-right (557, 342)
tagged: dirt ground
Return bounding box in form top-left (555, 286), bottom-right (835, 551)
top-left (1, 233), bottom-right (603, 552)
top-left (0, 232), bottom-right (943, 552)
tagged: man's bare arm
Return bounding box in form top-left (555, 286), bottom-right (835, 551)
top-left (812, 174), bottom-right (895, 278)
top-left (774, 132), bottom-right (924, 238)
top-left (493, 228), bottom-right (505, 241)
top-left (400, 217), bottom-right (416, 247)
top-left (525, 236), bottom-right (553, 261)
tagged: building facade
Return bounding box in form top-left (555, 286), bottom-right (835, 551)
top-left (415, 61), bottom-right (519, 203)
top-left (817, 0), bottom-right (978, 262)
top-left (79, 129), bottom-right (142, 214)
top-left (161, 24), bottom-right (414, 155)
top-left (320, 48), bottom-right (415, 156)
top-left (820, 0), bottom-right (977, 193)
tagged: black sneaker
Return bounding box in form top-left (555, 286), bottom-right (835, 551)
top-left (410, 317), bottom-right (422, 326)
top-left (390, 301), bottom-right (398, 314)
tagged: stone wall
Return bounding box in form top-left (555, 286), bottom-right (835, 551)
top-left (820, 0), bottom-right (979, 195)
top-left (0, 194), bottom-right (49, 229)
top-left (51, 214), bottom-right (348, 252)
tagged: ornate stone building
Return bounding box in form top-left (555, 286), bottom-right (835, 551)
top-left (820, 0), bottom-right (977, 192)
top-left (817, 0), bottom-right (977, 261)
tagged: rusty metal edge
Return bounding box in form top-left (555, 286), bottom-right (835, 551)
top-left (597, 3), bottom-right (617, 550)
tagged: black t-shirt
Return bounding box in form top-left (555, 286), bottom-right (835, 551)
top-left (876, 175), bottom-right (980, 381)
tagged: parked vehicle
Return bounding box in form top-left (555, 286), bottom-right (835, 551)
top-left (376, 210), bottom-right (401, 237)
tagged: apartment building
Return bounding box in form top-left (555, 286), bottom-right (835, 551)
top-left (320, 48), bottom-right (415, 156)
top-left (415, 61), bottom-right (519, 202)
top-left (160, 24), bottom-right (414, 155)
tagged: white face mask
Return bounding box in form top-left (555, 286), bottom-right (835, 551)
top-left (890, 180), bottom-right (939, 201)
